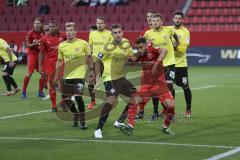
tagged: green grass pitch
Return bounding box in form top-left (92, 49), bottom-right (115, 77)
top-left (0, 65), bottom-right (240, 160)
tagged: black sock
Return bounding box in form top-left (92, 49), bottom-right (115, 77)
top-left (152, 97), bottom-right (159, 113)
top-left (97, 103), bottom-right (113, 130)
top-left (8, 76), bottom-right (18, 89)
top-left (167, 83), bottom-right (175, 98)
top-left (75, 96), bottom-right (85, 124)
top-left (88, 84), bottom-right (95, 101)
top-left (117, 103), bottom-right (129, 123)
top-left (2, 75), bottom-right (11, 91)
top-left (184, 87), bottom-right (192, 111)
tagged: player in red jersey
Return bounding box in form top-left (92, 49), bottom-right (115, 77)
top-left (137, 10), bottom-right (160, 120)
top-left (22, 18), bottom-right (45, 98)
top-left (39, 20), bottom-right (66, 112)
top-left (116, 37), bottom-right (175, 135)
top-left (140, 10), bottom-right (155, 37)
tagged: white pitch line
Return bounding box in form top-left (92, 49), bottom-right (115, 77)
top-left (0, 85), bottom-right (215, 120)
top-left (0, 110), bottom-right (50, 120)
top-left (175, 85), bottom-right (216, 93)
top-left (0, 136), bottom-right (238, 149)
top-left (206, 147), bottom-right (240, 160)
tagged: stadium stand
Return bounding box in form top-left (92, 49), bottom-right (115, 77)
top-left (0, 0), bottom-right (186, 31)
top-left (185, 0), bottom-right (240, 31)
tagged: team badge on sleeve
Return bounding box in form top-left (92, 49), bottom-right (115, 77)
top-left (98, 52), bottom-right (104, 59)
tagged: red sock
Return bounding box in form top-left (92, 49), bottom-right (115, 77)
top-left (127, 103), bottom-right (137, 127)
top-left (49, 87), bottom-right (56, 108)
top-left (39, 76), bottom-right (45, 93)
top-left (164, 107), bottom-right (175, 127)
top-left (22, 76), bottom-right (30, 92)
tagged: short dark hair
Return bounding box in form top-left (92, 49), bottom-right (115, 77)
top-left (49, 20), bottom-right (58, 25)
top-left (173, 11), bottom-right (184, 18)
top-left (34, 17), bottom-right (41, 22)
top-left (152, 13), bottom-right (163, 20)
top-left (65, 22), bottom-right (76, 30)
top-left (136, 37), bottom-right (147, 45)
top-left (147, 10), bottom-right (155, 14)
top-left (111, 23), bottom-right (122, 30)
top-left (97, 17), bottom-right (105, 21)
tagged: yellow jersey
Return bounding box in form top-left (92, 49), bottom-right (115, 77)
top-left (171, 25), bottom-right (190, 67)
top-left (0, 38), bottom-right (17, 62)
top-left (98, 38), bottom-right (133, 82)
top-left (58, 38), bottom-right (91, 79)
top-left (144, 26), bottom-right (175, 67)
top-left (89, 29), bottom-right (113, 61)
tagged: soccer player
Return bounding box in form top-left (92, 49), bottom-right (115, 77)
top-left (88, 17), bottom-right (112, 110)
top-left (117, 37), bottom-right (176, 135)
top-left (136, 10), bottom-right (155, 119)
top-left (22, 18), bottom-right (45, 98)
top-left (144, 13), bottom-right (179, 120)
top-left (39, 20), bottom-right (66, 112)
top-left (55, 22), bottom-right (93, 128)
top-left (41, 23), bottom-right (50, 100)
top-left (140, 10), bottom-right (155, 37)
top-left (0, 37), bottom-right (20, 96)
top-left (94, 24), bottom-right (137, 139)
top-left (171, 11), bottom-right (192, 118)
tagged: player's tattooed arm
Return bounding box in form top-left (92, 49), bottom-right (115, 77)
top-left (152, 48), bottom-right (167, 74)
top-left (26, 34), bottom-right (39, 48)
top-left (38, 52), bottom-right (44, 74)
top-left (172, 33), bottom-right (180, 50)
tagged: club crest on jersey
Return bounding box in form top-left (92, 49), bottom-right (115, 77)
top-left (98, 52), bottom-right (103, 59)
top-left (163, 35), bottom-right (168, 40)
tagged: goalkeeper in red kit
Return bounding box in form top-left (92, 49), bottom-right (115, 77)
top-left (116, 37), bottom-right (176, 135)
top-left (39, 20), bottom-right (66, 112)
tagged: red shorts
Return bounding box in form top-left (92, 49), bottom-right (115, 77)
top-left (27, 53), bottom-right (39, 73)
top-left (137, 84), bottom-right (173, 104)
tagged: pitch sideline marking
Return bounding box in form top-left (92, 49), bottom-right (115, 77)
top-left (0, 110), bottom-right (50, 120)
top-left (205, 147), bottom-right (240, 160)
top-left (0, 136), bottom-right (238, 149)
top-left (0, 85), bottom-right (216, 120)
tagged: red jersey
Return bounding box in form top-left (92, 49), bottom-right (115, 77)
top-left (138, 46), bottom-right (165, 85)
top-left (140, 27), bottom-right (150, 37)
top-left (26, 29), bottom-right (44, 54)
top-left (40, 33), bottom-right (66, 65)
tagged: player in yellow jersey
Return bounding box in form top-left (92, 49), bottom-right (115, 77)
top-left (0, 38), bottom-right (20, 96)
top-left (54, 22), bottom-right (93, 129)
top-left (171, 11), bottom-right (192, 118)
top-left (88, 17), bottom-right (113, 110)
top-left (144, 13), bottom-right (179, 120)
top-left (93, 24), bottom-right (138, 138)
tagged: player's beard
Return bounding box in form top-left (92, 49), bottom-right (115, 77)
top-left (174, 22), bottom-right (182, 28)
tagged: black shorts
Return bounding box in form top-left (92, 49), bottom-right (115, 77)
top-left (175, 67), bottom-right (189, 87)
top-left (164, 64), bottom-right (175, 83)
top-left (2, 61), bottom-right (17, 75)
top-left (104, 77), bottom-right (136, 97)
top-left (62, 79), bottom-right (85, 95)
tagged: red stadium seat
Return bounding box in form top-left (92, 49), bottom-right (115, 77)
top-left (209, 1), bottom-right (215, 8)
top-left (213, 9), bottom-right (220, 17)
top-left (191, 1), bottom-right (198, 8)
top-left (200, 1), bottom-right (207, 8)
